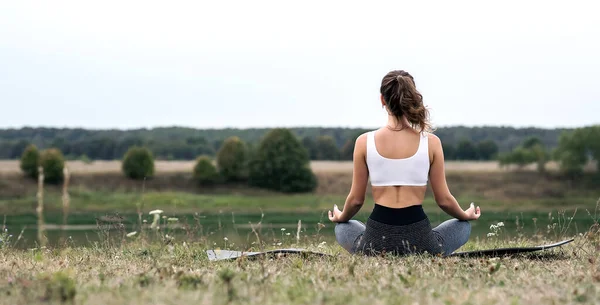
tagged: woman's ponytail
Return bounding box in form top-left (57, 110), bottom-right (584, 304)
top-left (380, 70), bottom-right (432, 133)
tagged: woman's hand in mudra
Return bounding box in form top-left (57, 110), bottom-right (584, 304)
top-left (464, 202), bottom-right (481, 220)
top-left (328, 205), bottom-right (345, 223)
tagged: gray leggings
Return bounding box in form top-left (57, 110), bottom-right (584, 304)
top-left (335, 218), bottom-right (471, 256)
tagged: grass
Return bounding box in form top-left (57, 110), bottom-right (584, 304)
top-left (2, 187), bottom-right (597, 214)
top-left (1, 161), bottom-right (599, 303)
top-left (1, 166), bottom-right (599, 250)
top-left (0, 210), bottom-right (599, 305)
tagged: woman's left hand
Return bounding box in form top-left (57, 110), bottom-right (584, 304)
top-left (328, 205), bottom-right (345, 223)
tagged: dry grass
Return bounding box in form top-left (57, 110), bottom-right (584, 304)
top-left (0, 227), bottom-right (598, 305)
top-left (1, 160), bottom-right (596, 175)
top-left (0, 162), bottom-right (598, 304)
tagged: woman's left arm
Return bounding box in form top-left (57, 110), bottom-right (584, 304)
top-left (329, 134), bottom-right (369, 222)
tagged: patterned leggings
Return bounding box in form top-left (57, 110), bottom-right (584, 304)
top-left (334, 218), bottom-right (471, 256)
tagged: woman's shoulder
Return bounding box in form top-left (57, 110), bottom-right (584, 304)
top-left (355, 130), bottom-right (373, 143)
top-left (425, 132), bottom-right (443, 154)
top-left (424, 131), bottom-right (440, 143)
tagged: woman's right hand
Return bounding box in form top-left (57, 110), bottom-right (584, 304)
top-left (463, 203), bottom-right (481, 220)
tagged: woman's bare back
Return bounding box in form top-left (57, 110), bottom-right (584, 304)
top-left (370, 127), bottom-right (430, 208)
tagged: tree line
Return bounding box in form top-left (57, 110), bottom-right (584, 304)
top-left (498, 125), bottom-right (600, 176)
top-left (16, 125), bottom-right (600, 194)
top-left (19, 129), bottom-right (319, 193)
top-left (0, 126), bottom-right (568, 161)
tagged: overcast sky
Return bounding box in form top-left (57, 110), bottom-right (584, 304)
top-left (1, 0), bottom-right (598, 130)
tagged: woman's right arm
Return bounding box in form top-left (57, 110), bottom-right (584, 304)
top-left (428, 134), bottom-right (481, 221)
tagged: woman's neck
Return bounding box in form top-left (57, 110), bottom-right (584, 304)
top-left (386, 115), bottom-right (408, 130)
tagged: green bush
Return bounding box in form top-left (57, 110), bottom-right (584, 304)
top-left (193, 155), bottom-right (219, 185)
top-left (248, 128), bottom-right (317, 193)
top-left (39, 148), bottom-right (65, 184)
top-left (20, 144), bottom-right (40, 179)
top-left (553, 129), bottom-right (591, 176)
top-left (122, 146), bottom-right (155, 180)
top-left (498, 136), bottom-right (550, 173)
top-left (216, 136), bottom-right (248, 182)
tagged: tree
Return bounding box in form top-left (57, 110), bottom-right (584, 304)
top-left (498, 147), bottom-right (537, 169)
top-left (316, 135), bottom-right (340, 160)
top-left (442, 142), bottom-right (456, 160)
top-left (20, 144), bottom-right (40, 179)
top-left (122, 146), bottom-right (155, 180)
top-left (116, 136), bottom-right (144, 158)
top-left (455, 139), bottom-right (478, 160)
top-left (248, 128), bottom-right (317, 193)
top-left (522, 136), bottom-right (543, 149)
top-left (39, 148), bottom-right (65, 184)
top-left (86, 137), bottom-right (117, 160)
top-left (193, 155), bottom-right (219, 185)
top-left (340, 131), bottom-right (366, 161)
top-left (10, 140), bottom-right (30, 159)
top-left (301, 137), bottom-right (319, 160)
top-left (585, 126), bottom-right (600, 172)
top-left (476, 140), bottom-right (499, 161)
top-left (553, 128), bottom-right (593, 176)
top-left (498, 136), bottom-right (549, 172)
top-left (216, 136), bottom-right (248, 182)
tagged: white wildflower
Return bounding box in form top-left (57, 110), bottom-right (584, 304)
top-left (487, 233), bottom-right (496, 237)
top-left (497, 222), bottom-right (504, 227)
top-left (126, 231), bottom-right (137, 237)
top-left (149, 210), bottom-right (163, 215)
top-left (224, 237), bottom-right (228, 241)
top-left (286, 233), bottom-right (291, 236)
top-left (167, 217), bottom-right (179, 222)
top-left (281, 228), bottom-right (286, 231)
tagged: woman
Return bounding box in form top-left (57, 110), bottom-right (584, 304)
top-left (328, 70), bottom-right (481, 257)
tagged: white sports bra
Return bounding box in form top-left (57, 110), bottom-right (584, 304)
top-left (365, 130), bottom-right (430, 186)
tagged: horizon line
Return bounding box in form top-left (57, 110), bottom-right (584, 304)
top-left (0, 123), bottom-right (596, 131)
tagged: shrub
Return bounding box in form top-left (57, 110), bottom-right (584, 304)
top-left (248, 128), bottom-right (317, 193)
top-left (216, 136), bottom-right (248, 182)
top-left (193, 155), bottom-right (219, 185)
top-left (122, 146), bottom-right (155, 180)
top-left (20, 144), bottom-right (40, 179)
top-left (553, 130), bottom-right (589, 176)
top-left (39, 148), bottom-right (65, 184)
top-left (498, 136), bottom-right (550, 173)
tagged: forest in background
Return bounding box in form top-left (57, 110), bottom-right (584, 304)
top-left (0, 125), bottom-right (571, 161)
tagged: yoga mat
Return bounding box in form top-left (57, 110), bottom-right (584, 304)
top-left (448, 238), bottom-right (574, 258)
top-left (206, 248), bottom-right (331, 261)
top-left (206, 238), bottom-right (574, 261)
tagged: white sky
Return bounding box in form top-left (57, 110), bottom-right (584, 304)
top-left (1, 0), bottom-right (599, 130)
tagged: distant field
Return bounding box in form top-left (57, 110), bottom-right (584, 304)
top-left (2, 159), bottom-right (591, 175)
